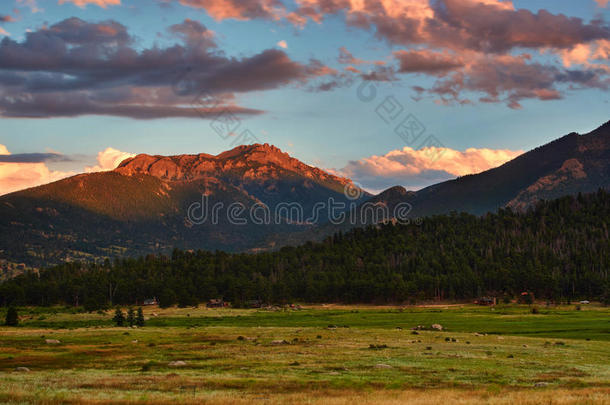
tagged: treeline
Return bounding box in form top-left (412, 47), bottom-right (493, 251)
top-left (1, 190), bottom-right (609, 308)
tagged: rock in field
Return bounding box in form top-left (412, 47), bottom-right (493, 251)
top-left (431, 324), bottom-right (443, 331)
top-left (375, 364), bottom-right (393, 369)
top-left (168, 361), bottom-right (187, 367)
top-left (45, 339), bottom-right (61, 344)
top-left (14, 367), bottom-right (30, 372)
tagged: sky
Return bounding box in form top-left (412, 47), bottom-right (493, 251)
top-left (0, 0), bottom-right (608, 194)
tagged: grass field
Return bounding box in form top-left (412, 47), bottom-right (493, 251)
top-left (0, 304), bottom-right (609, 404)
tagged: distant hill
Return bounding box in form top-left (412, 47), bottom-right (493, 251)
top-left (276, 121), bottom-right (610, 247)
top-left (398, 120), bottom-right (610, 217)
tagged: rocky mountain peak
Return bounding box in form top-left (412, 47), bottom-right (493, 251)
top-left (114, 144), bottom-right (352, 187)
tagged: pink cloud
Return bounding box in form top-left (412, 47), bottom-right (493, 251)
top-left (58, 0), bottom-right (121, 7)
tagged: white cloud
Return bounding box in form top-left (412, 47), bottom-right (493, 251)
top-left (85, 147), bottom-right (136, 173)
top-left (0, 28), bottom-right (10, 37)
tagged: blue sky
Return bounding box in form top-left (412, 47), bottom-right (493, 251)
top-left (0, 0), bottom-right (608, 194)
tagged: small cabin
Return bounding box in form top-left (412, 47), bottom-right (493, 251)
top-left (207, 299), bottom-right (227, 308)
top-left (143, 298), bottom-right (158, 306)
top-left (518, 291), bottom-right (535, 304)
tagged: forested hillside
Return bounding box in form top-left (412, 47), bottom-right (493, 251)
top-left (1, 190), bottom-right (609, 308)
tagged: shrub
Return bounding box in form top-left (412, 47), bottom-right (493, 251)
top-left (5, 307), bottom-right (18, 326)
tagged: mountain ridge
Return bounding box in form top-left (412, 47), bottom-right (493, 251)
top-left (1, 120), bottom-right (609, 269)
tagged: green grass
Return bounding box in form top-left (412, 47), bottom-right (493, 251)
top-left (8, 304), bottom-right (610, 341)
top-left (0, 304), bottom-right (609, 404)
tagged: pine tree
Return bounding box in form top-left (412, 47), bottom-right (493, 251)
top-left (136, 307), bottom-right (145, 327)
top-left (126, 307), bottom-right (136, 327)
top-left (5, 307), bottom-right (18, 326)
top-left (113, 307), bottom-right (125, 327)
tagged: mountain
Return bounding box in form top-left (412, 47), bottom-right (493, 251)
top-left (372, 120), bottom-right (610, 219)
top-left (1, 120), bottom-right (608, 269)
top-left (0, 144), bottom-right (367, 268)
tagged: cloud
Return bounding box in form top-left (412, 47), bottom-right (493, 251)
top-left (0, 153), bottom-right (70, 163)
top-left (58, 0), bottom-right (121, 8)
top-left (293, 0), bottom-right (609, 53)
top-left (337, 46), bottom-right (385, 66)
top-left (16, 0), bottom-right (41, 13)
top-left (277, 40), bottom-right (287, 48)
top-left (85, 147), bottom-right (135, 172)
top-left (403, 52), bottom-right (608, 108)
top-left (0, 18), bottom-right (332, 119)
top-left (0, 28), bottom-right (9, 37)
top-left (175, 0), bottom-right (285, 21)
top-left (167, 0), bottom-right (609, 108)
top-left (337, 145), bottom-right (523, 191)
top-left (0, 145), bottom-right (135, 195)
top-left (0, 144), bottom-right (75, 195)
top-left (596, 0), bottom-right (609, 7)
top-left (557, 39), bottom-right (610, 73)
top-left (394, 49), bottom-right (464, 75)
top-left (0, 15), bottom-right (16, 23)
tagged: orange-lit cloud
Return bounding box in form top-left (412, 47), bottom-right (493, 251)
top-left (0, 145), bottom-right (135, 195)
top-left (0, 145), bottom-right (74, 195)
top-left (277, 40), bottom-right (287, 49)
top-left (338, 145), bottom-right (523, 190)
top-left (58, 0), bottom-right (121, 7)
top-left (595, 0), bottom-right (609, 7)
top-left (557, 40), bottom-right (610, 72)
top-left (177, 0), bottom-right (284, 21)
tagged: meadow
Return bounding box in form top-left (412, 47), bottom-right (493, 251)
top-left (0, 304), bottom-right (609, 404)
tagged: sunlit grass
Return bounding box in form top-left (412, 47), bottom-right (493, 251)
top-left (0, 304), bottom-right (608, 403)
